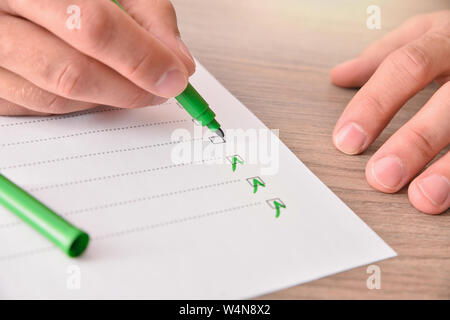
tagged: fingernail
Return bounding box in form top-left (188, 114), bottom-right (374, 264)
top-left (155, 68), bottom-right (187, 97)
top-left (177, 36), bottom-right (195, 65)
top-left (334, 122), bottom-right (368, 155)
top-left (372, 155), bottom-right (404, 190)
top-left (152, 96), bottom-right (168, 105)
top-left (417, 174), bottom-right (450, 206)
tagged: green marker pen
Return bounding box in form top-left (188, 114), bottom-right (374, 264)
top-left (175, 84), bottom-right (224, 138)
top-left (0, 174), bottom-right (89, 257)
top-left (111, 0), bottom-right (225, 138)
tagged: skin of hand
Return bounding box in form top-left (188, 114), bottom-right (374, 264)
top-left (330, 11), bottom-right (450, 215)
top-left (0, 0), bottom-right (195, 116)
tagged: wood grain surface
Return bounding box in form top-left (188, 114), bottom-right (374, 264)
top-left (172, 0), bottom-right (450, 299)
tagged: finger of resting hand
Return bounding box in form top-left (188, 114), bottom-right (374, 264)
top-left (0, 15), bottom-right (158, 110)
top-left (0, 98), bottom-right (49, 116)
top-left (333, 30), bottom-right (450, 155)
top-left (331, 14), bottom-right (433, 88)
top-left (408, 151), bottom-right (450, 215)
top-left (365, 82), bottom-right (450, 194)
top-left (0, 66), bottom-right (95, 114)
top-left (6, 0), bottom-right (189, 97)
top-left (121, 0), bottom-right (196, 75)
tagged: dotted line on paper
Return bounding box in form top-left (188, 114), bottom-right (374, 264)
top-left (0, 138), bottom-right (202, 171)
top-left (0, 178), bottom-right (242, 230)
top-left (0, 201), bottom-right (262, 262)
top-left (0, 246), bottom-right (55, 262)
top-left (27, 157), bottom-right (223, 192)
top-left (94, 201), bottom-right (262, 241)
top-left (0, 220), bottom-right (21, 230)
top-left (0, 120), bottom-right (187, 147)
top-left (63, 179), bottom-right (242, 217)
top-left (0, 101), bottom-right (174, 128)
top-left (0, 107), bottom-right (118, 128)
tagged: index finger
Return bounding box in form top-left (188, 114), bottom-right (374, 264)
top-left (330, 14), bottom-right (433, 88)
top-left (333, 30), bottom-right (450, 155)
top-left (5, 0), bottom-right (189, 98)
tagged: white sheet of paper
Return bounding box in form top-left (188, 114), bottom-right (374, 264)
top-left (0, 63), bottom-right (395, 299)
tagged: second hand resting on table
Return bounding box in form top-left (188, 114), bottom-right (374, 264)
top-left (331, 11), bottom-right (449, 215)
top-left (0, 1), bottom-right (447, 214)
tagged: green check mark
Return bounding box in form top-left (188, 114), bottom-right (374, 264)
top-left (252, 179), bottom-right (265, 193)
top-left (274, 201), bottom-right (286, 218)
top-left (231, 156), bottom-right (243, 172)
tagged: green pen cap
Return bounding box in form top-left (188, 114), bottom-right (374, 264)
top-left (0, 174), bottom-right (89, 257)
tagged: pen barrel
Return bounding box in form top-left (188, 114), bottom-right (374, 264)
top-left (0, 175), bottom-right (89, 257)
top-left (176, 83), bottom-right (218, 129)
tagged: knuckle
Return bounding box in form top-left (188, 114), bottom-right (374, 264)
top-left (43, 95), bottom-right (69, 114)
top-left (19, 85), bottom-right (41, 103)
top-left (140, 18), bottom-right (154, 32)
top-left (126, 50), bottom-right (153, 78)
top-left (390, 43), bottom-right (432, 84)
top-left (405, 126), bottom-right (437, 160)
top-left (80, 4), bottom-right (114, 52)
top-left (425, 30), bottom-right (450, 46)
top-left (360, 93), bottom-right (391, 122)
top-left (5, 81), bottom-right (55, 111)
top-left (6, 82), bottom-right (30, 103)
top-left (16, 83), bottom-right (52, 106)
top-left (427, 29), bottom-right (450, 54)
top-left (53, 58), bottom-right (86, 97)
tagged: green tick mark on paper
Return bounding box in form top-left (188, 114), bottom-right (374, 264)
top-left (266, 198), bottom-right (286, 218)
top-left (252, 179), bottom-right (265, 193)
top-left (231, 156), bottom-right (243, 172)
top-left (273, 201), bottom-right (286, 218)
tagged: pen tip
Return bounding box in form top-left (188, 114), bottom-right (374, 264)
top-left (216, 128), bottom-right (225, 139)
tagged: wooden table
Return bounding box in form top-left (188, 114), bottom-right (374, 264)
top-left (172, 0), bottom-right (450, 299)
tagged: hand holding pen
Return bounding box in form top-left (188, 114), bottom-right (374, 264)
top-left (0, 0), bottom-right (224, 258)
top-left (0, 0), bottom-right (195, 115)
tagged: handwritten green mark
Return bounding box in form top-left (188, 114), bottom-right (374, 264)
top-left (273, 201), bottom-right (286, 218)
top-left (231, 156), bottom-right (243, 172)
top-left (252, 179), bottom-right (265, 193)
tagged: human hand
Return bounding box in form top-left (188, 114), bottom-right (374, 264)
top-left (0, 0), bottom-right (195, 115)
top-left (330, 11), bottom-right (449, 214)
